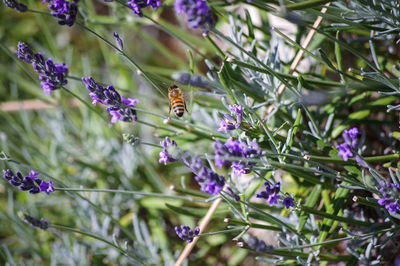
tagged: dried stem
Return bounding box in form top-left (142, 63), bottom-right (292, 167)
top-left (265, 2), bottom-right (331, 118)
top-left (0, 99), bottom-right (79, 112)
top-left (174, 195), bottom-right (224, 266)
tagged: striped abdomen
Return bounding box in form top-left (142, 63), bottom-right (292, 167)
top-left (172, 98), bottom-right (185, 117)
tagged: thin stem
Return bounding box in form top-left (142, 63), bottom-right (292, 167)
top-left (53, 187), bottom-right (205, 202)
top-left (76, 22), bottom-right (167, 98)
top-left (50, 224), bottom-right (145, 264)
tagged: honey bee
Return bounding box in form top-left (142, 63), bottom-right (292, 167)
top-left (168, 85), bottom-right (188, 117)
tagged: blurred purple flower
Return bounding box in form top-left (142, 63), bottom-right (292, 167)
top-left (336, 127), bottom-right (362, 162)
top-left (159, 137), bottom-right (180, 165)
top-left (82, 77), bottom-right (138, 123)
top-left (42, 0), bottom-right (79, 26)
top-left (189, 155), bottom-right (225, 195)
top-left (342, 127), bottom-right (359, 149)
top-left (175, 225), bottom-right (199, 243)
top-left (377, 181), bottom-right (400, 213)
top-left (24, 214), bottom-right (49, 230)
top-left (247, 236), bottom-right (273, 253)
top-left (282, 196), bottom-right (294, 209)
top-left (336, 143), bottom-right (353, 161)
top-left (213, 138), bottom-right (261, 177)
top-left (174, 0), bottom-right (216, 31)
top-left (128, 0), bottom-right (161, 16)
top-left (256, 182), bottom-right (281, 206)
top-left (17, 42), bottom-right (68, 95)
top-left (3, 169), bottom-right (54, 195)
top-left (3, 0), bottom-right (27, 12)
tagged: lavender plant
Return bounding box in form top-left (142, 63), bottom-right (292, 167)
top-left (1, 0), bottom-right (400, 265)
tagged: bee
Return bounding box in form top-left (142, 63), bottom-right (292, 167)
top-left (168, 85), bottom-right (188, 117)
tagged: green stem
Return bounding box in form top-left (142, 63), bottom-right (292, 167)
top-left (5, 158), bottom-right (138, 242)
top-left (50, 224), bottom-right (145, 264)
top-left (275, 226), bottom-right (398, 251)
top-left (199, 227), bottom-right (243, 236)
top-left (76, 22), bottom-right (167, 98)
top-left (53, 187), bottom-right (206, 202)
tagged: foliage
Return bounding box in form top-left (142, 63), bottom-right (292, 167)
top-left (1, 0), bottom-right (400, 265)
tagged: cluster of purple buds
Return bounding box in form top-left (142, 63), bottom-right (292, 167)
top-left (377, 181), bottom-right (400, 213)
top-left (128, 0), bottom-right (161, 17)
top-left (24, 214), bottom-right (50, 230)
top-left (174, 0), bottom-right (217, 31)
top-left (213, 138), bottom-right (261, 177)
top-left (247, 236), bottom-right (273, 253)
top-left (175, 225), bottom-right (199, 243)
top-left (256, 182), bottom-right (281, 206)
top-left (189, 155), bottom-right (225, 195)
top-left (82, 77), bottom-right (138, 124)
top-left (158, 137), bottom-right (225, 195)
top-left (218, 104), bottom-right (243, 134)
top-left (16, 42), bottom-right (68, 95)
top-left (336, 127), bottom-right (360, 161)
top-left (159, 137), bottom-right (181, 165)
top-left (3, 169), bottom-right (54, 195)
top-left (3, 0), bottom-right (27, 12)
top-left (42, 0), bottom-right (79, 27)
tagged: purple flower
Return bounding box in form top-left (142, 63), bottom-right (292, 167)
top-left (282, 196), bottom-right (294, 209)
top-left (128, 0), bottom-right (161, 16)
top-left (159, 137), bottom-right (180, 165)
top-left (217, 117), bottom-right (235, 134)
top-left (174, 0), bottom-right (216, 31)
top-left (189, 155), bottom-right (225, 195)
top-left (17, 42), bottom-right (68, 95)
top-left (336, 127), bottom-right (361, 162)
top-left (2, 169), bottom-right (54, 195)
top-left (113, 32), bottom-right (123, 50)
top-left (82, 77), bottom-right (138, 123)
top-left (213, 138), bottom-right (261, 177)
top-left (247, 236), bottom-right (273, 253)
top-left (42, 0), bottom-right (79, 26)
top-left (342, 127), bottom-right (359, 149)
top-left (377, 181), bottom-right (400, 213)
top-left (256, 182), bottom-right (281, 206)
top-left (24, 214), bottom-right (49, 230)
top-left (175, 225), bottom-right (199, 243)
top-left (229, 104), bottom-right (243, 126)
top-left (336, 143), bottom-right (353, 161)
top-left (3, 0), bottom-right (27, 12)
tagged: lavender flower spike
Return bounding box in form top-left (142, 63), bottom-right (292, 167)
top-left (159, 136), bottom-right (181, 165)
top-left (283, 196), bottom-right (294, 209)
top-left (82, 77), bottom-right (138, 123)
top-left (3, 0), bottom-right (27, 12)
top-left (24, 214), bottom-right (50, 230)
top-left (213, 138), bottom-right (261, 177)
top-left (128, 0), bottom-right (161, 17)
top-left (175, 225), bottom-right (200, 243)
top-left (342, 127), bottom-right (360, 149)
top-left (377, 181), bottom-right (400, 213)
top-left (43, 0), bottom-right (79, 27)
top-left (3, 169), bottom-right (54, 195)
top-left (174, 0), bottom-right (216, 31)
top-left (16, 42), bottom-right (68, 95)
top-left (189, 155), bottom-right (225, 195)
top-left (256, 182), bottom-right (281, 206)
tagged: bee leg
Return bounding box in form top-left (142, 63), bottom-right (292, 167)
top-left (168, 103), bottom-right (172, 118)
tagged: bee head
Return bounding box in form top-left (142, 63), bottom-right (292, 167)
top-left (169, 85), bottom-right (178, 91)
